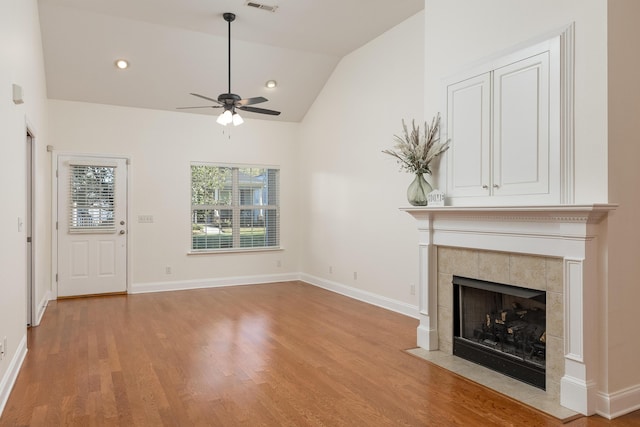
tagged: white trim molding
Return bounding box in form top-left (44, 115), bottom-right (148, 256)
top-left (403, 204), bottom-right (616, 416)
top-left (32, 290), bottom-right (52, 327)
top-left (597, 384), bottom-right (640, 420)
top-left (0, 334), bottom-right (27, 418)
top-left (300, 273), bottom-right (419, 319)
top-left (130, 273), bottom-right (300, 294)
top-left (131, 272), bottom-right (419, 320)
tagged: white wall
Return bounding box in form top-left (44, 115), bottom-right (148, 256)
top-left (0, 0), bottom-right (49, 412)
top-left (298, 11), bottom-right (425, 311)
top-left (424, 0), bottom-right (608, 204)
top-left (47, 101), bottom-right (300, 291)
top-left (606, 0), bottom-right (640, 404)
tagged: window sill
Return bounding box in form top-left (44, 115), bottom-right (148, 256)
top-left (187, 247), bottom-right (283, 255)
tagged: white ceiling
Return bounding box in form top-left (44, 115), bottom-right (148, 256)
top-left (38, 0), bottom-right (424, 122)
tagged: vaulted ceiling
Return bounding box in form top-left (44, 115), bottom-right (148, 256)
top-left (38, 0), bottom-right (424, 122)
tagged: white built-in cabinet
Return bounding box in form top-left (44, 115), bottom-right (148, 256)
top-left (443, 30), bottom-right (572, 206)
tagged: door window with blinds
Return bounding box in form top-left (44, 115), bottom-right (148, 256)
top-left (68, 162), bottom-right (116, 233)
top-left (191, 163), bottom-right (280, 252)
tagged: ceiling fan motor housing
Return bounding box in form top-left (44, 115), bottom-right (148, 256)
top-left (218, 93), bottom-right (241, 103)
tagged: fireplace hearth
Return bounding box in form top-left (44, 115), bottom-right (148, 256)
top-left (453, 275), bottom-right (546, 389)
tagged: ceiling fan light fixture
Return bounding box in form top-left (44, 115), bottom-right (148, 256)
top-left (232, 112), bottom-right (244, 126)
top-left (217, 109), bottom-right (233, 126)
top-left (265, 80), bottom-right (277, 89)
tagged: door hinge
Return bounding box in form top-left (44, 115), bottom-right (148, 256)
top-left (56, 169), bottom-right (58, 178)
top-left (56, 221), bottom-right (58, 230)
top-left (55, 273), bottom-right (58, 282)
top-left (26, 237), bottom-right (32, 243)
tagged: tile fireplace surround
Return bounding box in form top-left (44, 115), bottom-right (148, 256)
top-left (402, 205), bottom-right (616, 416)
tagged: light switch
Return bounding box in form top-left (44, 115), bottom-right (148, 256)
top-left (138, 215), bottom-right (154, 223)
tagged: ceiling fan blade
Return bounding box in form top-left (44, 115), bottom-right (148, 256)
top-left (238, 106), bottom-right (281, 116)
top-left (237, 96), bottom-right (268, 107)
top-left (190, 93), bottom-right (223, 105)
top-left (176, 106), bottom-right (222, 110)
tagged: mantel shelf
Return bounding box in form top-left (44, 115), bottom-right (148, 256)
top-left (401, 204), bottom-right (617, 224)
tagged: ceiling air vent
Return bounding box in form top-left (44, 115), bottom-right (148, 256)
top-left (245, 1), bottom-right (278, 12)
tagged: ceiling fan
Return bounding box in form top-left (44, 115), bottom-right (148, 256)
top-left (177, 12), bottom-right (281, 126)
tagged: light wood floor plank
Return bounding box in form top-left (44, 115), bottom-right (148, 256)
top-left (1, 281), bottom-right (639, 426)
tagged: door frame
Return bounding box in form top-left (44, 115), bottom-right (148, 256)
top-left (51, 151), bottom-right (132, 297)
top-left (25, 125), bottom-right (35, 326)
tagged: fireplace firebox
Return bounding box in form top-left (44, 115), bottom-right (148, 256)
top-left (453, 275), bottom-right (546, 389)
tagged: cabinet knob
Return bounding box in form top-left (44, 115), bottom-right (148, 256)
top-left (482, 185), bottom-right (489, 189)
top-left (493, 184), bottom-right (500, 188)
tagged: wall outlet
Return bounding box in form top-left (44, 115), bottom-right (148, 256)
top-left (353, 271), bottom-right (358, 280)
top-left (329, 266), bottom-right (333, 274)
top-left (410, 284), bottom-right (416, 295)
top-left (0, 336), bottom-right (6, 360)
top-left (165, 266), bottom-right (172, 274)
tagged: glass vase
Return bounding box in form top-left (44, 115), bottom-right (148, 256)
top-left (407, 173), bottom-right (432, 206)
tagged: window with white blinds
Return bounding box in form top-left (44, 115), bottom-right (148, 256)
top-left (191, 164), bottom-right (280, 252)
top-left (69, 164), bottom-right (116, 232)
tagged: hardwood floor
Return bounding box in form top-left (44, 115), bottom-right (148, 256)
top-left (2, 281), bottom-right (639, 426)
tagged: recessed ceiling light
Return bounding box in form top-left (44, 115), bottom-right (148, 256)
top-left (115, 59), bottom-right (129, 69)
top-left (265, 80), bottom-right (277, 89)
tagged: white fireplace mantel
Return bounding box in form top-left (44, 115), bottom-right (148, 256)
top-left (402, 204), bottom-right (617, 416)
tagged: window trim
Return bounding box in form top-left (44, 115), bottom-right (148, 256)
top-left (189, 162), bottom-right (281, 254)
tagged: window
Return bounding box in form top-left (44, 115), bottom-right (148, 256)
top-left (69, 164), bottom-right (116, 232)
top-left (191, 164), bottom-right (280, 252)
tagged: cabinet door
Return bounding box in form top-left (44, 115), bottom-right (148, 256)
top-left (492, 52), bottom-right (550, 196)
top-left (446, 73), bottom-right (492, 198)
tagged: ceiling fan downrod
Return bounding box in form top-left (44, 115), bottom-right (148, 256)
top-left (223, 12), bottom-right (235, 97)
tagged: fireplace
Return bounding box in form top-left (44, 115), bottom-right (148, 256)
top-left (452, 275), bottom-right (546, 389)
top-left (402, 205), bottom-right (615, 416)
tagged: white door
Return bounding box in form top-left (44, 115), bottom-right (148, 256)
top-left (57, 156), bottom-right (127, 297)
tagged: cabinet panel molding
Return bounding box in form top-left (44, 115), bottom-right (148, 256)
top-left (446, 73), bottom-right (491, 198)
top-left (493, 51), bottom-right (550, 196)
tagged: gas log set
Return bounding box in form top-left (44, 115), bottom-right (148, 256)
top-left (475, 302), bottom-right (546, 366)
top-left (452, 276), bottom-right (547, 389)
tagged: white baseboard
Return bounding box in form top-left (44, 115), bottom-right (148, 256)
top-left (300, 273), bottom-right (419, 319)
top-left (130, 273), bottom-right (300, 294)
top-left (596, 383), bottom-right (640, 420)
top-left (0, 334), bottom-right (27, 418)
top-left (33, 290), bottom-right (52, 327)
top-left (131, 272), bottom-right (418, 319)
